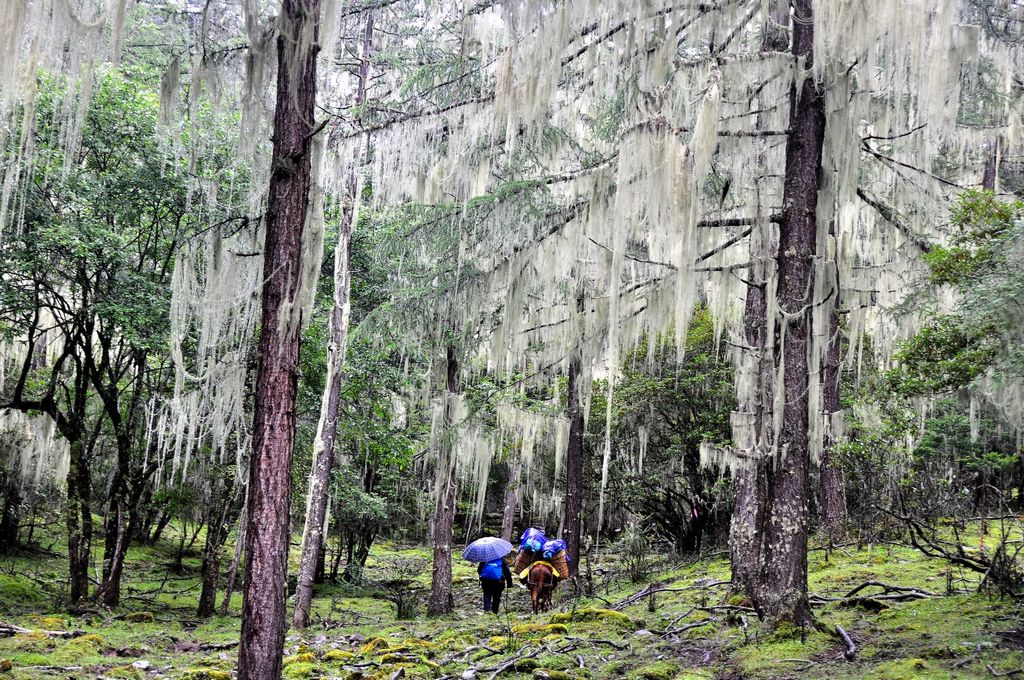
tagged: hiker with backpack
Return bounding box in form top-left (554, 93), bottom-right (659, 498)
top-left (477, 555), bottom-right (514, 614)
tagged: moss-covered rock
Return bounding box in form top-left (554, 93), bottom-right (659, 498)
top-left (511, 623), bottom-right (568, 635)
top-left (401, 638), bottom-right (435, 650)
top-left (870, 658), bottom-right (932, 679)
top-left (70, 633), bottom-right (104, 647)
top-left (180, 670), bottom-right (232, 680)
top-left (0, 659), bottom-right (11, 674)
top-left (359, 637), bottom-right (389, 655)
top-left (283, 662), bottom-right (316, 679)
top-left (533, 670), bottom-right (572, 680)
top-left (283, 652), bottom-right (316, 666)
top-left (106, 666), bottom-right (143, 680)
top-left (55, 632), bottom-right (104, 660)
top-left (551, 608), bottom-right (636, 629)
top-left (36, 616), bottom-right (65, 629)
top-left (122, 611), bottom-right (155, 623)
top-left (323, 649), bottom-right (356, 662)
top-left (513, 658), bottom-right (540, 672)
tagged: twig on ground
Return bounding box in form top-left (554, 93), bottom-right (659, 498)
top-left (988, 663), bottom-right (1024, 676)
top-left (836, 625), bottom-right (857, 660)
top-left (486, 645), bottom-right (541, 680)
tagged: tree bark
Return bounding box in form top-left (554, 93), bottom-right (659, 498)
top-left (983, 139), bottom-right (998, 191)
top-left (0, 486), bottom-right (21, 551)
top-left (198, 478), bottom-right (240, 617)
top-left (427, 345), bottom-right (461, 616)
top-left (562, 352), bottom-right (585, 576)
top-left (819, 237), bottom-right (847, 542)
top-left (755, 0), bottom-right (825, 627)
top-left (67, 436), bottom-right (92, 604)
top-left (219, 508), bottom-right (246, 617)
top-left (238, 0), bottom-right (320, 675)
top-left (292, 12), bottom-right (372, 631)
top-left (500, 459), bottom-right (520, 543)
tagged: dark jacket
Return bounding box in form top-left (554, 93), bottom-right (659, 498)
top-left (478, 559), bottom-right (513, 588)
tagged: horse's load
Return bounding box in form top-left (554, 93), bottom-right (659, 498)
top-left (513, 548), bottom-right (532, 573)
top-left (513, 528), bottom-right (571, 578)
top-left (542, 538), bottom-right (570, 577)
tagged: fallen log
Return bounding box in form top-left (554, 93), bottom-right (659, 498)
top-left (0, 622), bottom-right (84, 639)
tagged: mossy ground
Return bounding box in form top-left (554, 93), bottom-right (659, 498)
top-left (1, 521), bottom-right (1022, 678)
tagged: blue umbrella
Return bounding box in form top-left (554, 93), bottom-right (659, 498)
top-left (462, 537), bottom-right (514, 563)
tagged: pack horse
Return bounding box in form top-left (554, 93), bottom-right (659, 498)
top-left (527, 561), bottom-right (555, 614)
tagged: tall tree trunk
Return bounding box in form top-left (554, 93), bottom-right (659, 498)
top-left (562, 352), bottom-right (585, 576)
top-left (730, 266), bottom-right (768, 596)
top-left (819, 237), bottom-right (847, 542)
top-left (238, 0), bottom-right (320, 675)
top-left (755, 0), bottom-right (826, 627)
top-left (729, 0), bottom-right (786, 598)
top-left (293, 13), bottom-right (372, 631)
top-left (427, 345), bottom-right (461, 616)
top-left (500, 460), bottom-right (520, 543)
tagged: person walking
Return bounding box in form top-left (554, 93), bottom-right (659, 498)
top-left (478, 556), bottom-right (513, 614)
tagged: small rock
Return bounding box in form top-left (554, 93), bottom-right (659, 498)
top-left (132, 660), bottom-right (152, 671)
top-left (634, 629), bottom-right (653, 636)
top-left (461, 670), bottom-right (477, 679)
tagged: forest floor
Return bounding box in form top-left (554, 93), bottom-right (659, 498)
top-left (1, 522), bottom-right (1023, 679)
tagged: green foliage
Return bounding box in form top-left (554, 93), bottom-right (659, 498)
top-left (891, 190), bottom-right (1024, 395)
top-left (617, 522), bottom-right (652, 583)
top-left (601, 307), bottom-right (734, 552)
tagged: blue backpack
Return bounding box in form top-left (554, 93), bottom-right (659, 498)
top-left (480, 558), bottom-right (504, 581)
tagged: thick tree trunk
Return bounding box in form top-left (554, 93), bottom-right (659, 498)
top-left (238, 0), bottom-right (320, 675)
top-left (293, 13), bottom-right (372, 631)
top-left (562, 353), bottom-right (585, 576)
top-left (67, 437), bottom-right (92, 604)
top-left (755, 0), bottom-right (825, 627)
top-left (427, 346), bottom-right (461, 616)
top-left (819, 275), bottom-right (847, 542)
top-left (500, 460), bottom-right (520, 543)
top-left (97, 491), bottom-right (128, 607)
